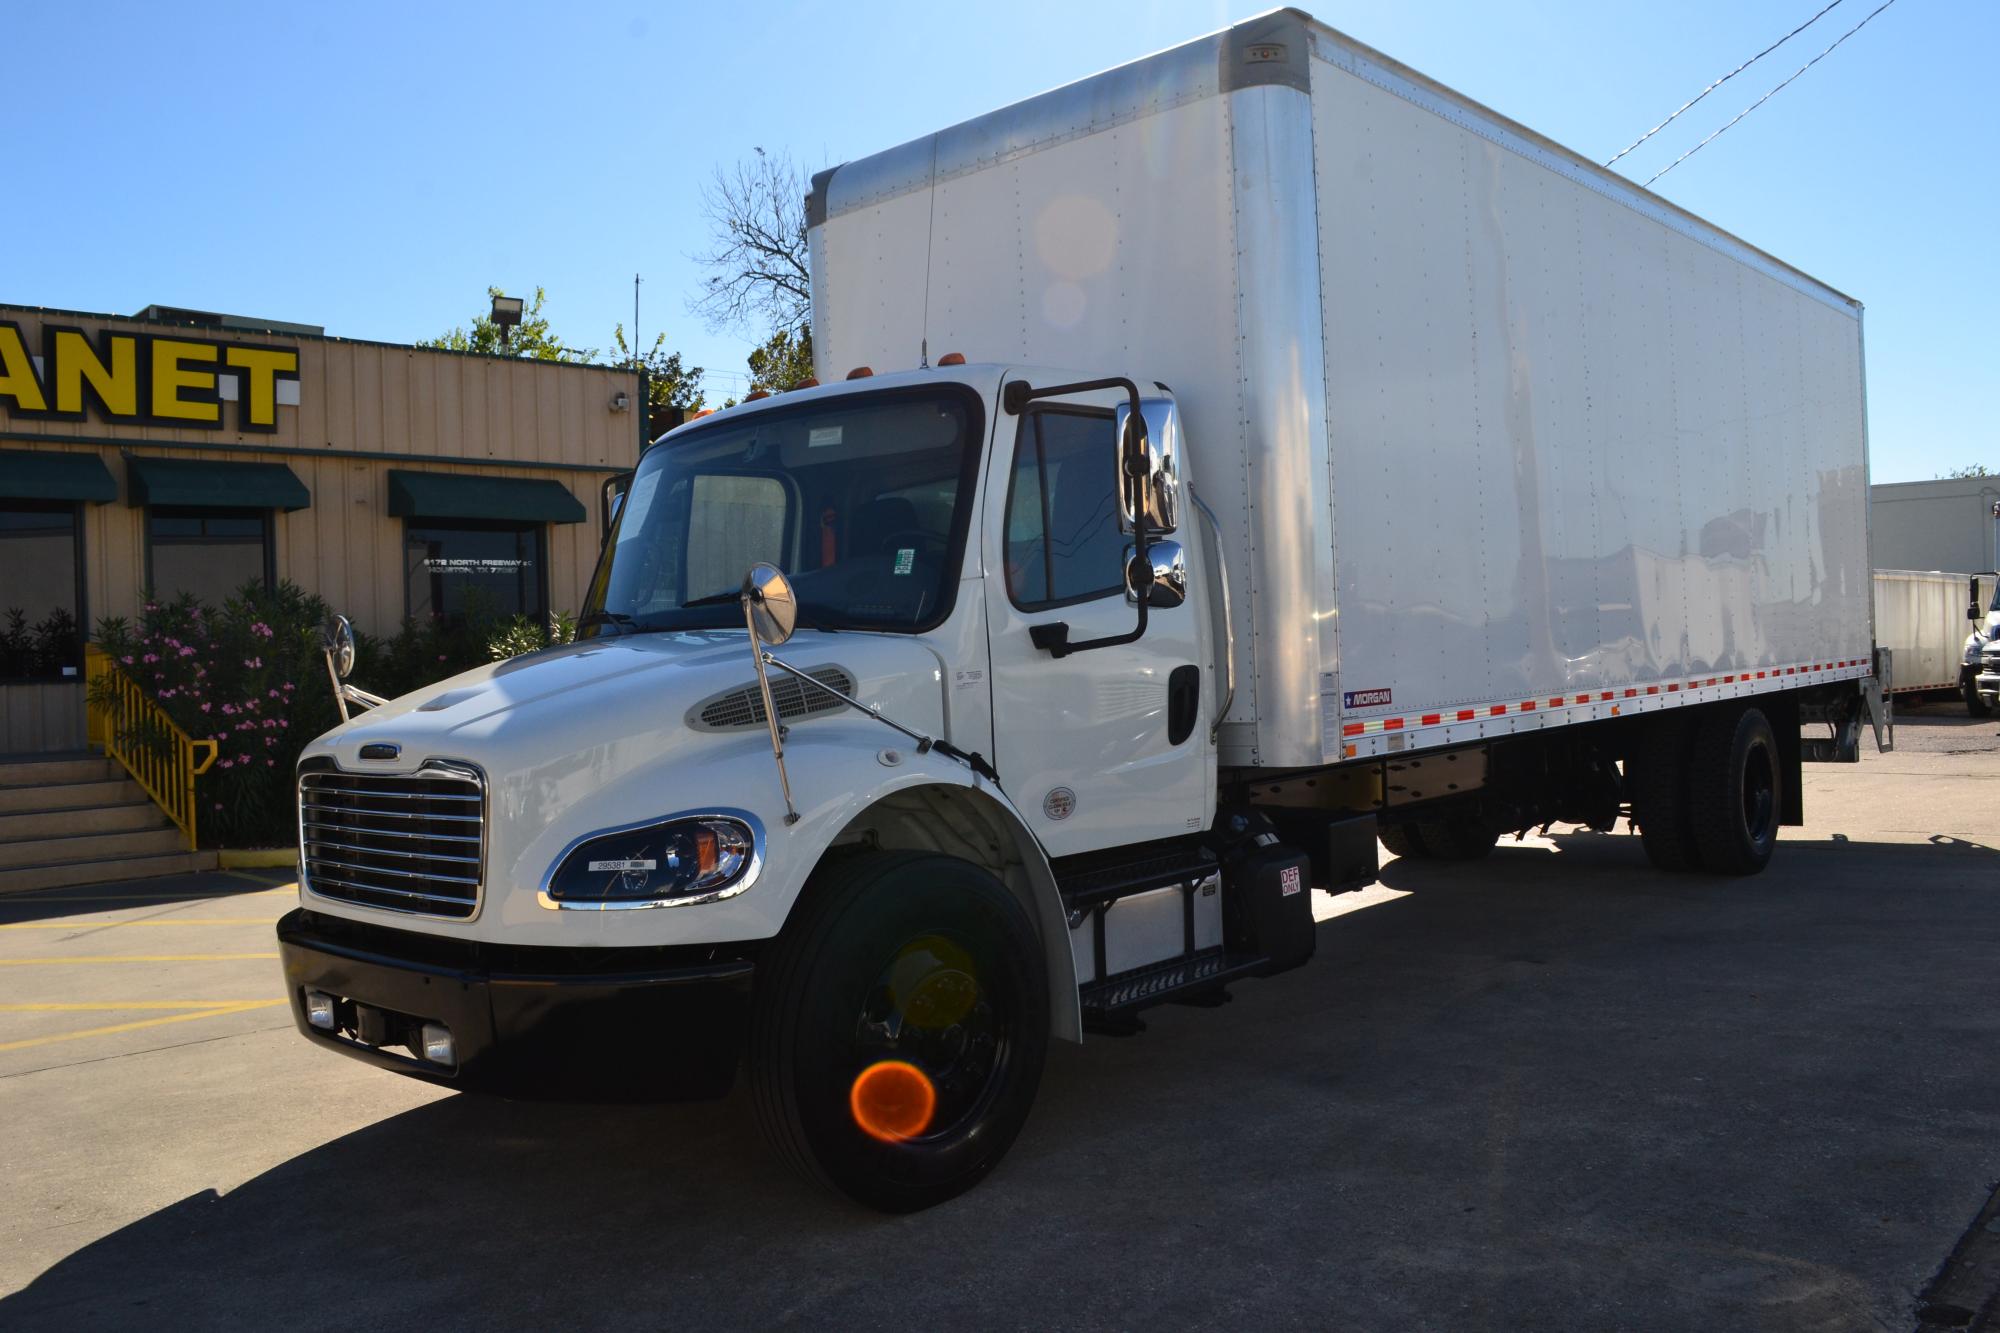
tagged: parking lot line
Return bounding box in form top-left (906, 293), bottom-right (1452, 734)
top-left (0, 920), bottom-right (277, 930)
top-left (0, 1000), bottom-right (285, 1053)
top-left (0, 890), bottom-right (293, 905)
top-left (0, 1002), bottom-right (267, 1012)
top-left (0, 953), bottom-right (279, 966)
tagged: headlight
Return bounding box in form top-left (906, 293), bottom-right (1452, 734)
top-left (543, 814), bottom-right (759, 907)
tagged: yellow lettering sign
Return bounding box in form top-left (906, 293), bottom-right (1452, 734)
top-left (52, 330), bottom-right (137, 417)
top-left (224, 345), bottom-right (300, 430)
top-left (150, 339), bottom-right (220, 424)
top-left (0, 322), bottom-right (48, 413)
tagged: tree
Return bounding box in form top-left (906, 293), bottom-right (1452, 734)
top-left (421, 286), bottom-right (596, 362)
top-left (747, 326), bottom-right (814, 393)
top-left (691, 149), bottom-right (812, 338)
top-left (1938, 464), bottom-right (1994, 479)
top-left (611, 323), bottom-right (704, 417)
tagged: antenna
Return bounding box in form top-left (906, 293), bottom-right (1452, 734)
top-left (632, 273), bottom-right (642, 365)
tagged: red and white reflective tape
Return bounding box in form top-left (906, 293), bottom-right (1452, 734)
top-left (1338, 658), bottom-right (1873, 740)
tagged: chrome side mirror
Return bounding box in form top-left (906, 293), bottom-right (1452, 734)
top-left (1126, 539), bottom-right (1187, 609)
top-left (740, 563), bottom-right (801, 825)
top-left (740, 562), bottom-right (798, 646)
top-left (321, 614), bottom-right (356, 679)
top-left (1115, 396), bottom-right (1180, 536)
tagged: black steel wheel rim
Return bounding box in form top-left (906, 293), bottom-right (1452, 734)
top-left (849, 931), bottom-right (1014, 1144)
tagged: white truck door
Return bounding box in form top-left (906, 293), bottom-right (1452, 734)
top-left (982, 384), bottom-right (1211, 856)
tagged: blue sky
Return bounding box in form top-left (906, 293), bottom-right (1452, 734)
top-left (5, 1), bottom-right (1990, 481)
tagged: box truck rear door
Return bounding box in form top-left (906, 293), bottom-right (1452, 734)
top-left (983, 384), bottom-right (1209, 855)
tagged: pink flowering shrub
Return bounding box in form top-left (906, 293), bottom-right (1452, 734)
top-left (91, 582), bottom-right (340, 848)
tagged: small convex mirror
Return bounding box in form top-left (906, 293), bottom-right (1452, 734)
top-left (1126, 539), bottom-right (1187, 609)
top-left (321, 614), bottom-right (356, 679)
top-left (740, 563), bottom-right (799, 646)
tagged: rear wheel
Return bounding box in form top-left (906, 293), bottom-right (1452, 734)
top-left (1631, 716), bottom-right (1700, 872)
top-left (1688, 705), bottom-right (1781, 876)
top-left (1412, 818), bottom-right (1497, 860)
top-left (1378, 823), bottom-right (1428, 860)
top-left (1966, 670), bottom-right (1993, 718)
top-left (749, 851), bottom-right (1048, 1212)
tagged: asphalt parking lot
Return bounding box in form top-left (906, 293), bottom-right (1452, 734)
top-left (2, 705), bottom-right (1997, 1331)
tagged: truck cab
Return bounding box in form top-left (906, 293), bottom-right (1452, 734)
top-left (278, 363), bottom-right (1294, 1212)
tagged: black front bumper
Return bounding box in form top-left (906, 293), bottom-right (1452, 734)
top-left (276, 908), bottom-right (758, 1098)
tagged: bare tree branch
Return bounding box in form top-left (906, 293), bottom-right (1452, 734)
top-left (689, 150), bottom-right (813, 336)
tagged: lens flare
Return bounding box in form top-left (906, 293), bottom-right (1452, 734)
top-left (849, 1059), bottom-right (936, 1142)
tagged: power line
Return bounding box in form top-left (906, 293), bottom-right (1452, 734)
top-left (1606, 0), bottom-right (1848, 169)
top-left (1643, 0), bottom-right (1903, 187)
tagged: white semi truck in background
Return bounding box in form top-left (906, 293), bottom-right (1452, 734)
top-left (1872, 570), bottom-right (1998, 715)
top-left (279, 9), bottom-right (1888, 1211)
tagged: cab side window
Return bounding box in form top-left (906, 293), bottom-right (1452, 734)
top-left (1004, 410), bottom-right (1125, 610)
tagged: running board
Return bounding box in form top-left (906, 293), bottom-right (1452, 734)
top-left (1080, 947), bottom-right (1268, 1029)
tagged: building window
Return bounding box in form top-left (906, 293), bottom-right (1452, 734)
top-left (146, 507), bottom-right (274, 607)
top-left (1004, 409), bottom-right (1127, 610)
top-left (404, 520), bottom-right (548, 622)
top-left (0, 501), bottom-right (85, 682)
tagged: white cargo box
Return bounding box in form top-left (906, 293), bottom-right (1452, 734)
top-left (810, 8), bottom-right (1874, 771)
top-left (1873, 570), bottom-right (1979, 695)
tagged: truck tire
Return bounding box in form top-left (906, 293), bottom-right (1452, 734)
top-left (748, 850), bottom-right (1049, 1212)
top-left (1966, 670), bottom-right (1992, 718)
top-left (1687, 705), bottom-right (1781, 876)
top-left (1411, 818), bottom-right (1496, 860)
top-left (1378, 823), bottom-right (1428, 860)
top-left (1631, 716), bottom-right (1701, 872)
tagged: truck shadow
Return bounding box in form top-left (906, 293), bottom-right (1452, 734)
top-left (0, 869), bottom-right (291, 926)
top-left (6, 832), bottom-right (2000, 1328)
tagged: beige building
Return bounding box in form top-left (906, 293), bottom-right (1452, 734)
top-left (0, 303), bottom-right (645, 753)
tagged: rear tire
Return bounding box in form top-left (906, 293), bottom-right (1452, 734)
top-left (1966, 670), bottom-right (1993, 718)
top-left (1379, 823), bottom-right (1428, 860)
top-left (1687, 705), bottom-right (1781, 876)
top-left (749, 851), bottom-right (1049, 1212)
top-left (1412, 818), bottom-right (1497, 860)
top-left (1631, 716), bottom-right (1701, 872)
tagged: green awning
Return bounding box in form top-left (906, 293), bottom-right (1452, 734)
top-left (386, 470), bottom-right (585, 524)
top-left (0, 450), bottom-right (118, 503)
top-left (126, 456), bottom-right (310, 511)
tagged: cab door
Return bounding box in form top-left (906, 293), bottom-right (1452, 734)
top-left (981, 381), bottom-right (1212, 856)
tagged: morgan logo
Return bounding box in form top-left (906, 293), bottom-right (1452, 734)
top-left (1279, 864), bottom-right (1303, 897)
top-left (1343, 688), bottom-right (1392, 709)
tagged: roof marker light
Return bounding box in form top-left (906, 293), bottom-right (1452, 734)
top-left (743, 390), bottom-right (771, 402)
top-left (845, 366), bottom-right (874, 380)
top-left (793, 376), bottom-right (820, 389)
top-left (937, 352), bottom-right (966, 367)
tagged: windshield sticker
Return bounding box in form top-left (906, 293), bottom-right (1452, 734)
top-left (617, 471), bottom-right (660, 545)
top-left (808, 426), bottom-right (844, 448)
top-left (893, 548), bottom-right (915, 576)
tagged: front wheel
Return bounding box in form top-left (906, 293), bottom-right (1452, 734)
top-left (749, 851), bottom-right (1049, 1212)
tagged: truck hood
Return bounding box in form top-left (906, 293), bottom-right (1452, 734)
top-left (311, 630), bottom-right (950, 774)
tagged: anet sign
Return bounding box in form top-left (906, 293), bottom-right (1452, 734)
top-left (0, 321), bottom-right (301, 432)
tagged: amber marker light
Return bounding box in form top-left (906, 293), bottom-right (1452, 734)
top-left (850, 1059), bottom-right (936, 1142)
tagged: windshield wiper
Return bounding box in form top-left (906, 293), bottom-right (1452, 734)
top-left (577, 610), bottom-right (638, 635)
top-left (679, 588), bottom-right (838, 631)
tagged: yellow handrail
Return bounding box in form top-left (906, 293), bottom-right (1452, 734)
top-left (83, 644), bottom-right (219, 851)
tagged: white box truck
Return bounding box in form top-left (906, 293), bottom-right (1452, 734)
top-left (1873, 569), bottom-right (1997, 715)
top-left (279, 9), bottom-right (1888, 1210)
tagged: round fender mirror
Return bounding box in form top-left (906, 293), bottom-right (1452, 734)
top-left (321, 614), bottom-right (356, 679)
top-left (741, 563), bottom-right (799, 647)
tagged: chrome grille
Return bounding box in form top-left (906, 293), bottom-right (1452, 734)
top-left (690, 666), bottom-right (856, 731)
top-left (299, 761), bottom-right (485, 919)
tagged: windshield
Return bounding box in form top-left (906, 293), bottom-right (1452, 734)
top-left (582, 387), bottom-right (983, 635)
